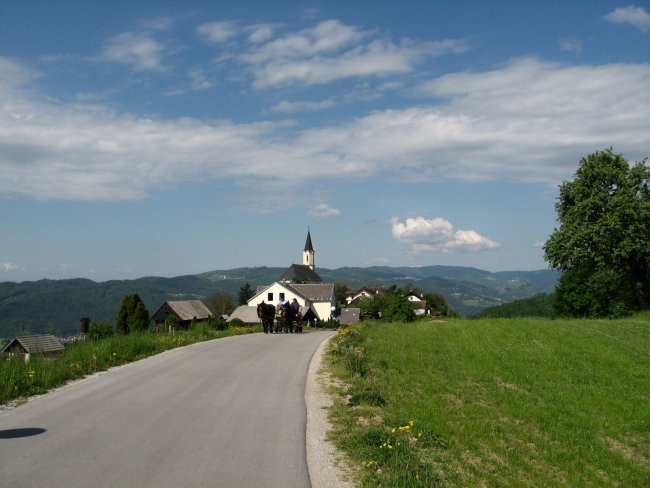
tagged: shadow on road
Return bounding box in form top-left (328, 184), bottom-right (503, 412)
top-left (0, 427), bottom-right (47, 439)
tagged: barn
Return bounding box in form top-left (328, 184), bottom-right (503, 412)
top-left (152, 300), bottom-right (213, 330)
top-left (2, 334), bottom-right (64, 361)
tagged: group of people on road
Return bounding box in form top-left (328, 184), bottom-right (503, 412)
top-left (275, 298), bottom-right (303, 333)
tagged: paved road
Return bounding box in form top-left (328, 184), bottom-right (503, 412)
top-left (0, 330), bottom-right (335, 488)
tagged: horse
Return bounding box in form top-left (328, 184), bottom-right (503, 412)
top-left (257, 302), bottom-right (275, 334)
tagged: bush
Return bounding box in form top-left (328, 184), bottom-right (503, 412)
top-left (228, 318), bottom-right (244, 327)
top-left (87, 320), bottom-right (114, 340)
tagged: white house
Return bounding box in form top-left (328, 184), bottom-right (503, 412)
top-left (407, 293), bottom-right (428, 316)
top-left (247, 231), bottom-right (335, 322)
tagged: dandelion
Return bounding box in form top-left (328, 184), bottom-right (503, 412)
top-left (391, 427), bottom-right (396, 433)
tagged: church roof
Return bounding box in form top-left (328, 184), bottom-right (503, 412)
top-left (279, 264), bottom-right (322, 283)
top-left (304, 230), bottom-right (314, 252)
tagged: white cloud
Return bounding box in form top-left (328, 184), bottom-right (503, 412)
top-left (604, 5), bottom-right (650, 32)
top-left (272, 99), bottom-right (336, 113)
top-left (188, 67), bottom-right (215, 90)
top-left (1, 56), bottom-right (649, 202)
top-left (197, 21), bottom-right (240, 43)
top-left (391, 217), bottom-right (500, 253)
top-left (238, 19), bottom-right (469, 88)
top-left (100, 32), bottom-right (167, 71)
top-left (1, 262), bottom-right (18, 271)
top-left (309, 204), bottom-right (341, 218)
top-left (559, 37), bottom-right (582, 55)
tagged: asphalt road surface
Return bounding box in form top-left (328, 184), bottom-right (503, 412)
top-left (0, 330), bottom-right (335, 488)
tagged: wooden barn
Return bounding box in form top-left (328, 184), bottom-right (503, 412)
top-left (152, 300), bottom-right (213, 330)
top-left (2, 334), bottom-right (64, 361)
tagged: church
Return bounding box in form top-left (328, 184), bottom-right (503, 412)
top-left (243, 230), bottom-right (336, 324)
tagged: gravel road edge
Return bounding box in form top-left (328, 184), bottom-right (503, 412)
top-left (306, 333), bottom-right (355, 488)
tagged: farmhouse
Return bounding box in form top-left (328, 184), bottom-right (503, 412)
top-left (244, 230), bottom-right (336, 323)
top-left (152, 300), bottom-right (213, 330)
top-left (407, 292), bottom-right (428, 316)
top-left (2, 334), bottom-right (64, 361)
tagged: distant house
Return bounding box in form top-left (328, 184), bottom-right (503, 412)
top-left (2, 334), bottom-right (64, 361)
top-left (152, 300), bottom-right (213, 330)
top-left (346, 287), bottom-right (379, 305)
top-left (338, 308), bottom-right (360, 325)
top-left (407, 293), bottom-right (428, 315)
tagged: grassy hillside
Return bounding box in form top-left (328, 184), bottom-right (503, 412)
top-left (327, 314), bottom-right (649, 486)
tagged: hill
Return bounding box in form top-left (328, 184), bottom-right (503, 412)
top-left (0, 266), bottom-right (558, 340)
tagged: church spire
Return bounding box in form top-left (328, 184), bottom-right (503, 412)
top-left (303, 229), bottom-right (315, 270)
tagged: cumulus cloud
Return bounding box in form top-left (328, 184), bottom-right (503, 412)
top-left (309, 204), bottom-right (341, 218)
top-left (604, 5), bottom-right (650, 32)
top-left (391, 217), bottom-right (500, 253)
top-left (100, 32), bottom-right (167, 71)
top-left (1, 262), bottom-right (18, 271)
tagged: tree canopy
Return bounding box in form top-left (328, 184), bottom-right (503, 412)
top-left (544, 148), bottom-right (650, 317)
top-left (115, 294), bottom-right (150, 333)
top-left (238, 283), bottom-right (254, 305)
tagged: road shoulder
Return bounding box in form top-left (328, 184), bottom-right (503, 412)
top-left (306, 333), bottom-right (355, 488)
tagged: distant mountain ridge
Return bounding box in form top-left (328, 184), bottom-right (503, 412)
top-left (0, 266), bottom-right (558, 340)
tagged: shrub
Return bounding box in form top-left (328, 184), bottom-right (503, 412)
top-left (87, 320), bottom-right (114, 340)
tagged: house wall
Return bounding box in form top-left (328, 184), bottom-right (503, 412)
top-left (247, 282), bottom-right (335, 321)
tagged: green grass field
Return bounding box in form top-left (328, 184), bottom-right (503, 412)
top-left (327, 314), bottom-right (649, 487)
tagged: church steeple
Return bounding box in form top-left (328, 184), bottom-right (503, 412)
top-left (303, 229), bottom-right (315, 270)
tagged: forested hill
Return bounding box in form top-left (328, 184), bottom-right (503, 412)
top-left (0, 266), bottom-right (558, 340)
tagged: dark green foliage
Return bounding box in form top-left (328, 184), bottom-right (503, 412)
top-left (204, 291), bottom-right (234, 316)
top-left (382, 291), bottom-right (416, 322)
top-left (474, 293), bottom-right (555, 318)
top-left (422, 292), bottom-right (450, 316)
top-left (87, 320), bottom-right (114, 340)
top-left (237, 282), bottom-right (254, 305)
top-left (116, 294), bottom-right (150, 334)
top-left (334, 282), bottom-right (349, 305)
top-left (544, 148), bottom-right (650, 317)
top-left (164, 314), bottom-right (179, 332)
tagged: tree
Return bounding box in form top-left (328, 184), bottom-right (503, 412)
top-left (334, 282), bottom-right (349, 305)
top-left (382, 290), bottom-right (416, 322)
top-left (205, 292), bottom-right (234, 316)
top-left (544, 148), bottom-right (650, 317)
top-left (238, 283), bottom-right (254, 305)
top-left (116, 294), bottom-right (150, 334)
top-left (423, 292), bottom-right (449, 316)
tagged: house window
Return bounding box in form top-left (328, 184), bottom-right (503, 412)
top-left (279, 293), bottom-right (285, 301)
top-left (268, 293), bottom-right (273, 302)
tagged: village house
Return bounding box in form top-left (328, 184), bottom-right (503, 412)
top-left (407, 292), bottom-right (428, 316)
top-left (2, 334), bottom-right (64, 362)
top-left (152, 300), bottom-right (213, 330)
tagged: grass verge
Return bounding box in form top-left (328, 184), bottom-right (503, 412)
top-left (326, 314), bottom-right (649, 487)
top-left (1, 323), bottom-right (261, 405)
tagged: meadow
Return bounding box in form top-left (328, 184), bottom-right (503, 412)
top-left (327, 314), bottom-right (649, 487)
top-left (0, 323), bottom-right (261, 406)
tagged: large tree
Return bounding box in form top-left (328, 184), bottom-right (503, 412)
top-left (116, 294), bottom-right (150, 333)
top-left (544, 148), bottom-right (650, 317)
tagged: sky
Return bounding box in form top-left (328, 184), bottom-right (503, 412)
top-left (1, 1), bottom-right (649, 282)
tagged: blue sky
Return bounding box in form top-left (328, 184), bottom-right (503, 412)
top-left (1, 1), bottom-right (649, 282)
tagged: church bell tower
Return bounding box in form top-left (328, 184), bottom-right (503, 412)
top-left (303, 229), bottom-right (315, 270)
